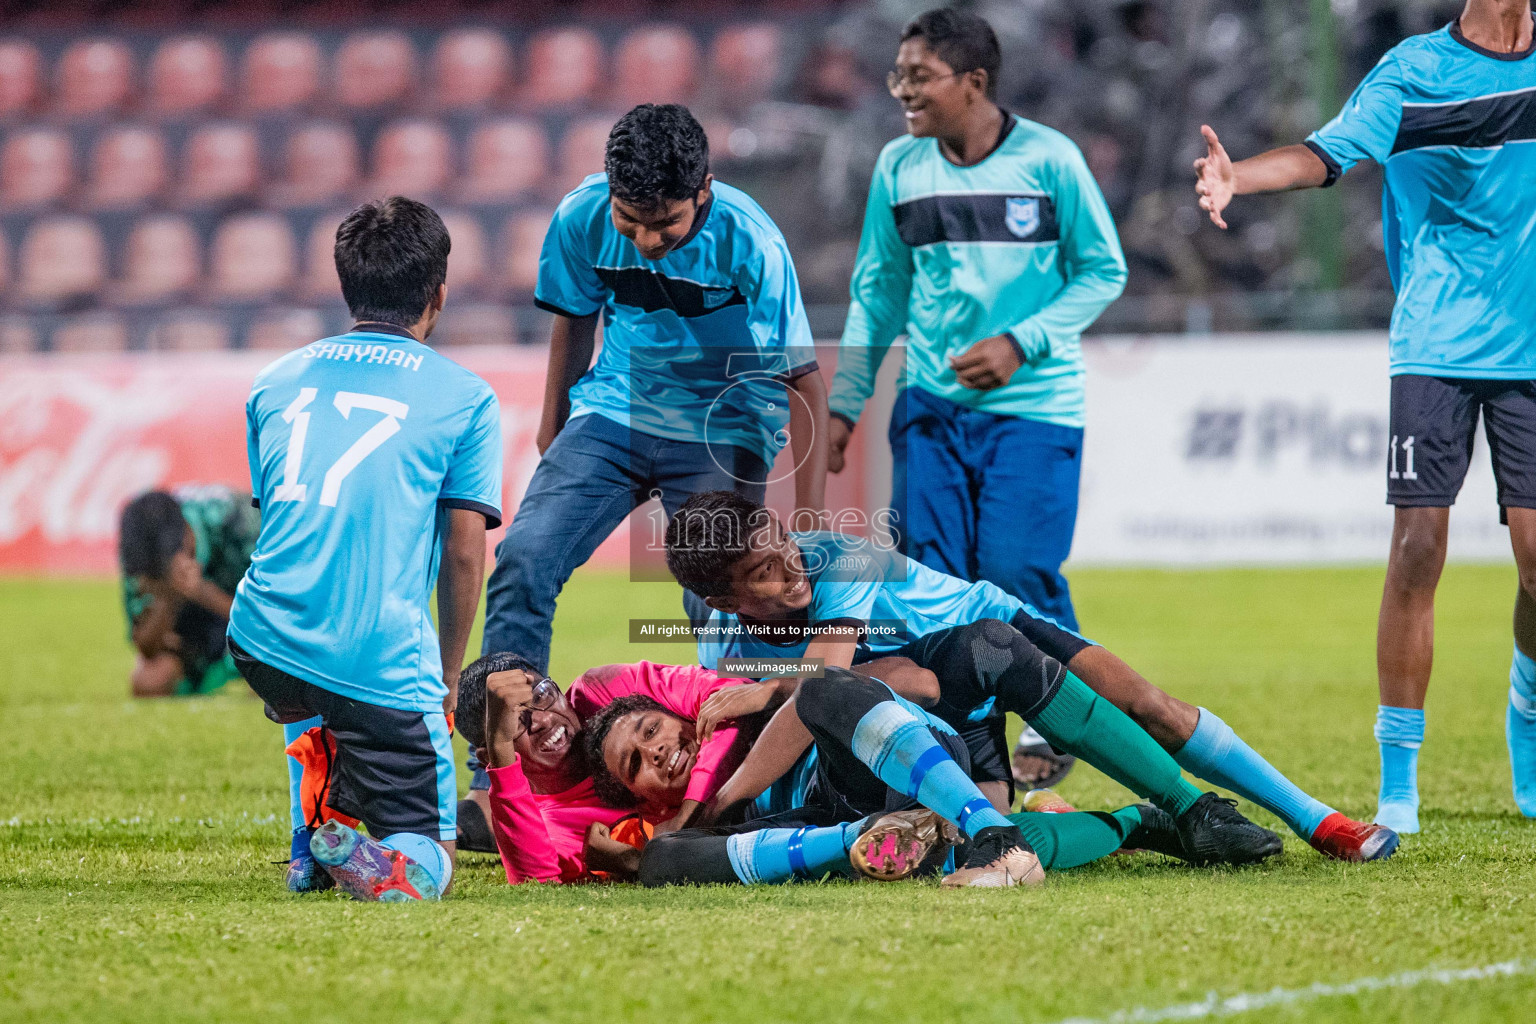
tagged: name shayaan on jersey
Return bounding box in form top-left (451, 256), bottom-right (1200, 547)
top-left (302, 341), bottom-right (424, 371)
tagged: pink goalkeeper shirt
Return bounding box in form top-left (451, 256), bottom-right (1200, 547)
top-left (488, 661), bottom-right (751, 884)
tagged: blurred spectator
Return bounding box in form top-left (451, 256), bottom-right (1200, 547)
top-left (555, 117), bottom-right (611, 197)
top-left (148, 36), bottom-right (228, 117)
top-left (711, 22), bottom-right (783, 112)
top-left (457, 119), bottom-right (547, 204)
top-left (55, 38), bottom-right (134, 120)
top-left (208, 213), bottom-right (296, 302)
top-left (241, 32), bottom-right (322, 114)
top-left (368, 119), bottom-right (452, 198)
top-left (18, 216), bottom-right (106, 309)
top-left (248, 308), bottom-right (326, 350)
top-left (85, 126), bottom-right (169, 210)
top-left (52, 314), bottom-right (128, 353)
top-left (499, 208), bottom-right (552, 295)
top-left (0, 127), bottom-right (74, 210)
top-left (0, 39), bottom-right (44, 118)
top-left (178, 123), bottom-right (260, 208)
top-left (113, 215), bottom-right (201, 307)
top-left (299, 211), bottom-right (347, 303)
top-left (615, 24), bottom-right (701, 107)
top-left (148, 313), bottom-right (230, 351)
top-left (335, 30), bottom-right (416, 110)
top-left (431, 28), bottom-right (512, 111)
top-left (523, 27), bottom-right (603, 109)
top-left (440, 211), bottom-right (487, 298)
top-left (269, 121), bottom-right (360, 208)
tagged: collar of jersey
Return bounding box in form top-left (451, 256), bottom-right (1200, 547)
top-left (1449, 18), bottom-right (1536, 61)
top-left (345, 323), bottom-right (418, 341)
top-left (670, 194), bottom-right (715, 253)
top-left (935, 109), bottom-right (1019, 170)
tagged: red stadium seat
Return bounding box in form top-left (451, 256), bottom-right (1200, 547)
top-left (270, 121), bottom-right (359, 208)
top-left (0, 39), bottom-right (44, 118)
top-left (431, 28), bottom-right (512, 110)
top-left (55, 38), bottom-right (134, 119)
top-left (555, 117), bottom-right (610, 197)
top-left (0, 318), bottom-right (37, 354)
top-left (369, 120), bottom-right (452, 198)
top-left (248, 309), bottom-right (325, 351)
top-left (53, 314), bottom-right (129, 353)
top-left (209, 213), bottom-right (296, 301)
top-left (115, 215), bottom-right (201, 306)
top-left (241, 32), bottom-right (322, 114)
top-left (0, 128), bottom-right (74, 210)
top-left (18, 216), bottom-right (106, 308)
top-left (148, 35), bottom-right (228, 116)
top-left (300, 210), bottom-right (347, 302)
top-left (614, 25), bottom-right (700, 108)
top-left (711, 22), bottom-right (782, 110)
top-left (440, 210), bottom-right (487, 297)
top-left (148, 314), bottom-right (230, 352)
top-left (85, 126), bottom-right (169, 210)
top-left (523, 27), bottom-right (602, 109)
top-left (437, 304), bottom-right (517, 347)
top-left (335, 30), bottom-right (417, 110)
top-left (458, 118), bottom-right (547, 204)
top-left (499, 208), bottom-right (553, 294)
top-left (178, 123), bottom-right (260, 207)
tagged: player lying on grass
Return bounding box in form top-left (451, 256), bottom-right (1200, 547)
top-left (585, 670), bottom-right (1188, 887)
top-left (667, 490), bottom-right (1399, 863)
top-left (118, 486), bottom-right (259, 698)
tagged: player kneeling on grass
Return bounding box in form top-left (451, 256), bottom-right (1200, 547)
top-left (667, 490), bottom-right (1399, 864)
top-left (231, 197), bottom-right (503, 901)
top-left (118, 486), bottom-right (259, 698)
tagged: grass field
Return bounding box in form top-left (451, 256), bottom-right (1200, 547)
top-left (3, 564), bottom-right (1535, 1024)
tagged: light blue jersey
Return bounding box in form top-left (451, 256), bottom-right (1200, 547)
top-left (230, 328), bottom-right (504, 714)
top-left (1306, 22), bottom-right (1536, 378)
top-left (536, 174), bottom-right (817, 464)
top-left (696, 531), bottom-right (1087, 670)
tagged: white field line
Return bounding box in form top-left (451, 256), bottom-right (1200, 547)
top-left (1049, 960), bottom-right (1536, 1024)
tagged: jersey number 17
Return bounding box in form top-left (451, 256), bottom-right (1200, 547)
top-left (271, 387), bottom-right (409, 507)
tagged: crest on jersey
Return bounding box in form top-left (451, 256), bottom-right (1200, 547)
top-left (1005, 197), bottom-right (1040, 238)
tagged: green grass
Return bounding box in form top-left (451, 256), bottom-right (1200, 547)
top-left (3, 565), bottom-right (1535, 1023)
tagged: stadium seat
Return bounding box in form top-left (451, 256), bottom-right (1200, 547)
top-left (335, 30), bottom-right (417, 110)
top-left (300, 211), bottom-right (347, 302)
top-left (499, 208), bottom-right (553, 294)
top-left (440, 210), bottom-right (487, 297)
top-left (178, 123), bottom-right (260, 207)
top-left (209, 213), bottom-right (296, 301)
top-left (522, 27), bottom-right (602, 109)
top-left (115, 215), bottom-right (201, 306)
top-left (0, 39), bottom-right (44, 118)
top-left (436, 303), bottom-right (517, 347)
top-left (85, 126), bottom-right (169, 210)
top-left (431, 28), bottom-right (512, 110)
top-left (555, 117), bottom-right (610, 196)
top-left (55, 38), bottom-right (134, 119)
top-left (270, 121), bottom-right (360, 208)
top-left (614, 25), bottom-right (700, 107)
top-left (457, 118), bottom-right (547, 204)
top-left (248, 308), bottom-right (326, 351)
top-left (241, 32), bottom-right (322, 114)
top-left (0, 127), bottom-right (74, 210)
top-left (711, 22), bottom-right (782, 110)
top-left (0, 317), bottom-right (37, 354)
top-left (18, 216), bottom-right (106, 308)
top-left (147, 35), bottom-right (228, 116)
top-left (148, 313), bottom-right (230, 351)
top-left (52, 314), bottom-right (129, 353)
top-left (368, 119), bottom-right (452, 198)
top-left (0, 225), bottom-right (8, 293)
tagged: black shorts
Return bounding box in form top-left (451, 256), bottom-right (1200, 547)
top-left (1388, 375), bottom-right (1536, 516)
top-left (230, 641), bottom-right (456, 841)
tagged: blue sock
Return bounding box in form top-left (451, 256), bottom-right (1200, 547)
top-left (726, 821), bottom-right (863, 885)
top-left (1175, 708), bottom-right (1334, 840)
top-left (849, 702), bottom-right (1013, 838)
top-left (1512, 645), bottom-right (1536, 709)
top-left (1507, 646), bottom-right (1536, 816)
top-left (1374, 705), bottom-right (1423, 829)
top-left (379, 832), bottom-right (452, 892)
top-left (282, 716), bottom-right (323, 833)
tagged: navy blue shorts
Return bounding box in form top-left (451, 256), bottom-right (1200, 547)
top-left (1388, 375), bottom-right (1536, 516)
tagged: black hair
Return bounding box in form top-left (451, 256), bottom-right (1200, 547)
top-left (118, 491), bottom-right (187, 579)
top-left (584, 693), bottom-right (672, 808)
top-left (605, 103), bottom-right (710, 209)
top-left (455, 651), bottom-right (542, 751)
top-left (664, 489), bottom-right (774, 600)
top-left (901, 7), bottom-right (1002, 99)
top-left (333, 196), bottom-right (451, 327)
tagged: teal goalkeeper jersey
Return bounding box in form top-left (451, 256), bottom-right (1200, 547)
top-left (1305, 22), bottom-right (1536, 379)
top-left (829, 114), bottom-right (1127, 429)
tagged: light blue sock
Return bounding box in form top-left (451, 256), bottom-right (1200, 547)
top-left (379, 832), bottom-right (452, 892)
top-left (1175, 708), bottom-right (1334, 839)
top-left (726, 821), bottom-right (863, 885)
top-left (1374, 705), bottom-right (1423, 833)
top-left (282, 716), bottom-right (323, 833)
top-left (1507, 645), bottom-right (1536, 816)
top-left (850, 702), bottom-right (1013, 838)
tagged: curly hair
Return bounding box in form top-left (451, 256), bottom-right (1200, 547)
top-left (454, 651), bottom-right (542, 751)
top-left (583, 693), bottom-right (675, 808)
top-left (605, 103), bottom-right (710, 209)
top-left (663, 489), bottom-right (775, 600)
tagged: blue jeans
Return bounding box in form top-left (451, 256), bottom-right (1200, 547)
top-left (888, 386), bottom-right (1083, 630)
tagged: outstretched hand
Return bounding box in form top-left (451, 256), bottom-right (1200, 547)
top-left (1193, 124), bottom-right (1234, 229)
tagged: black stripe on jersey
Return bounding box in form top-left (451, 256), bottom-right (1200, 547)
top-left (1392, 86), bottom-right (1536, 154)
top-left (593, 266), bottom-right (747, 317)
top-left (892, 193), bottom-right (1060, 247)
